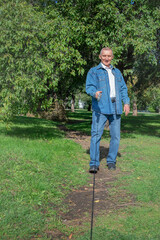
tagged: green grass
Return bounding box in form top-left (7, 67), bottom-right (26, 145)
top-left (66, 110), bottom-right (160, 240)
top-left (78, 204), bottom-right (160, 239)
top-left (0, 116), bottom-right (89, 239)
top-left (0, 111), bottom-right (160, 239)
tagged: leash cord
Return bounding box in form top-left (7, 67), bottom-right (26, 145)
top-left (90, 170), bottom-right (96, 240)
top-left (90, 112), bottom-right (99, 240)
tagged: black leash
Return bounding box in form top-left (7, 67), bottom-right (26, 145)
top-left (90, 110), bottom-right (100, 240)
top-left (90, 170), bottom-right (96, 240)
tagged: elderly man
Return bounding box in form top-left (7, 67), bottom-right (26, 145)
top-left (86, 47), bottom-right (130, 173)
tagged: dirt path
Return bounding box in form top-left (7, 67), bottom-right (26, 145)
top-left (50, 125), bottom-right (136, 239)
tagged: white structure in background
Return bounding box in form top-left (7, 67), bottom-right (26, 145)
top-left (78, 99), bottom-right (85, 109)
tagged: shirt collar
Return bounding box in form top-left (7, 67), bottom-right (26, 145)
top-left (101, 62), bottom-right (111, 70)
top-left (97, 62), bottom-right (114, 70)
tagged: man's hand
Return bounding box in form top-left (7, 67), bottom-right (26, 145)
top-left (95, 91), bottom-right (102, 99)
top-left (124, 104), bottom-right (130, 116)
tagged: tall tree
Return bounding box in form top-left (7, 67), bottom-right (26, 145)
top-left (54, 0), bottom-right (160, 112)
top-left (0, 0), bottom-right (159, 120)
top-left (0, 1), bottom-right (85, 120)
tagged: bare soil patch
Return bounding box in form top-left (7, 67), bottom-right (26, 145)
top-left (55, 123), bottom-right (136, 239)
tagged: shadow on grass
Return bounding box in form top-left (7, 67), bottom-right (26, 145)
top-left (121, 113), bottom-right (160, 138)
top-left (2, 112), bottom-right (160, 140)
top-left (86, 146), bottom-right (121, 161)
top-left (2, 116), bottom-right (64, 140)
top-left (66, 119), bottom-right (92, 135)
top-left (67, 110), bottom-right (160, 138)
top-left (66, 109), bottom-right (92, 121)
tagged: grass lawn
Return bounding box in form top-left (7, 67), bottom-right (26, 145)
top-left (0, 110), bottom-right (160, 239)
top-left (67, 110), bottom-right (160, 240)
top-left (0, 116), bottom-right (89, 239)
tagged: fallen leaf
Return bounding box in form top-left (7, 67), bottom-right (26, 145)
top-left (95, 200), bottom-right (100, 203)
top-left (69, 233), bottom-right (73, 239)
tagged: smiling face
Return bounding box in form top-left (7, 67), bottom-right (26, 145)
top-left (99, 49), bottom-right (113, 67)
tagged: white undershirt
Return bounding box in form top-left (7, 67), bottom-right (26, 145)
top-left (101, 63), bottom-right (116, 98)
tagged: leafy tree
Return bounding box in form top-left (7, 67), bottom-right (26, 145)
top-left (52, 0), bottom-right (160, 115)
top-left (138, 85), bottom-right (160, 113)
top-left (0, 0), bottom-right (159, 120)
top-left (148, 86), bottom-right (160, 113)
top-left (0, 1), bottom-right (85, 120)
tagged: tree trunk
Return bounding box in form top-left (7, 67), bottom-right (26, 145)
top-left (39, 94), bottom-right (67, 121)
top-left (53, 99), bottom-right (66, 121)
top-left (71, 95), bottom-right (75, 112)
top-left (157, 107), bottom-right (160, 113)
top-left (132, 100), bottom-right (138, 116)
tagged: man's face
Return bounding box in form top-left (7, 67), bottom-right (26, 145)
top-left (99, 50), bottom-right (113, 67)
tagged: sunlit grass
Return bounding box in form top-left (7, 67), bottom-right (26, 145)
top-left (0, 111), bottom-right (160, 239)
top-left (74, 110), bottom-right (160, 240)
top-left (0, 116), bottom-right (89, 239)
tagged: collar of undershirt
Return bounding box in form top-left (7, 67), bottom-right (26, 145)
top-left (101, 62), bottom-right (111, 70)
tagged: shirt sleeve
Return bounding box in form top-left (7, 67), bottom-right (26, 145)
top-left (86, 69), bottom-right (97, 98)
top-left (120, 74), bottom-right (130, 105)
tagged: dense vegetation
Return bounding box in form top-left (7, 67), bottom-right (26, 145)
top-left (0, 0), bottom-right (159, 119)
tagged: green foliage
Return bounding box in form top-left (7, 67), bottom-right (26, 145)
top-left (0, 0), bottom-right (159, 118)
top-left (136, 84), bottom-right (160, 112)
top-left (147, 86), bottom-right (160, 112)
top-left (0, 1), bottom-right (86, 119)
top-left (0, 1), bottom-right (49, 118)
top-left (54, 0), bottom-right (160, 106)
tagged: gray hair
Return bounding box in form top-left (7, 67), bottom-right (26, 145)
top-left (100, 47), bottom-right (113, 56)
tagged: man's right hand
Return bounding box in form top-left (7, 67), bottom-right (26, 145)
top-left (95, 91), bottom-right (102, 99)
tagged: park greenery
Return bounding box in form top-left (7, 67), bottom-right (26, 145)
top-left (0, 1), bottom-right (160, 239)
top-left (0, 110), bottom-right (160, 239)
top-left (0, 0), bottom-right (160, 120)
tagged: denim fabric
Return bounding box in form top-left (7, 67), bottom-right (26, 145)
top-left (90, 108), bottom-right (121, 167)
top-left (86, 63), bottom-right (130, 115)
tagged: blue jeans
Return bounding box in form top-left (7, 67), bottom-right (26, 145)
top-left (90, 107), bottom-right (121, 167)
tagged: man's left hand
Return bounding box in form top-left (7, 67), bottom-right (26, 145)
top-left (124, 104), bottom-right (130, 116)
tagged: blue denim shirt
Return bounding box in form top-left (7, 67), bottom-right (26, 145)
top-left (86, 63), bottom-right (130, 115)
